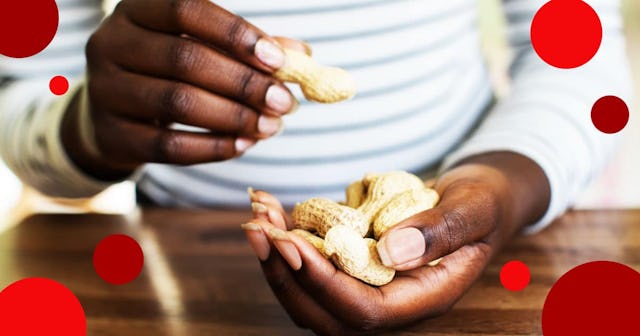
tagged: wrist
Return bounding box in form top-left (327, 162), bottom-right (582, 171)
top-left (61, 86), bottom-right (136, 181)
top-left (444, 151), bottom-right (551, 233)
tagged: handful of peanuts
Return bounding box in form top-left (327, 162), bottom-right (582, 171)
top-left (289, 171), bottom-right (440, 286)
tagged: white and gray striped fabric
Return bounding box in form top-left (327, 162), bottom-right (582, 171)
top-left (0, 0), bottom-right (633, 232)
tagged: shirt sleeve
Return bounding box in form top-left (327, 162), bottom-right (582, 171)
top-left (440, 0), bottom-right (634, 233)
top-left (0, 0), bottom-right (117, 198)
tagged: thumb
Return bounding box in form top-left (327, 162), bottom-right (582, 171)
top-left (376, 181), bottom-right (500, 270)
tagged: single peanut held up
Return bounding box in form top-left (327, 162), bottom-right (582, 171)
top-left (274, 48), bottom-right (356, 103)
top-left (292, 197), bottom-right (369, 237)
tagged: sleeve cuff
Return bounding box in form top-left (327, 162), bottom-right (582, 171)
top-left (44, 79), bottom-right (131, 198)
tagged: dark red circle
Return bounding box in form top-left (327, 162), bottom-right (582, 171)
top-left (531, 0), bottom-right (602, 69)
top-left (591, 96), bottom-right (630, 134)
top-left (0, 278), bottom-right (86, 336)
top-left (500, 260), bottom-right (531, 291)
top-left (50, 76), bottom-right (69, 95)
top-left (0, 0), bottom-right (59, 58)
top-left (93, 234), bottom-right (144, 285)
top-left (542, 261), bottom-right (640, 336)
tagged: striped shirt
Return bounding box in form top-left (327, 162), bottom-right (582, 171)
top-left (0, 0), bottom-right (633, 232)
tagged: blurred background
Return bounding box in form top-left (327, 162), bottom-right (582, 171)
top-left (1, 0), bottom-right (638, 231)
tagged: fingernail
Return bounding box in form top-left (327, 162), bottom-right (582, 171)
top-left (288, 97), bottom-right (300, 114)
top-left (266, 85), bottom-right (294, 113)
top-left (247, 187), bottom-right (256, 200)
top-left (267, 228), bottom-right (288, 241)
top-left (255, 39), bottom-right (285, 69)
top-left (258, 116), bottom-right (283, 136)
top-left (376, 228), bottom-right (425, 267)
top-left (241, 223), bottom-right (270, 261)
top-left (235, 138), bottom-right (255, 153)
top-left (268, 208), bottom-right (287, 230)
top-left (273, 124), bottom-right (285, 137)
top-left (302, 41), bottom-right (313, 56)
top-left (241, 222), bottom-right (262, 231)
top-left (251, 201), bottom-right (268, 215)
top-left (268, 228), bottom-right (302, 270)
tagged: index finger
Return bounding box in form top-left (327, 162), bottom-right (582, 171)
top-left (119, 0), bottom-right (284, 72)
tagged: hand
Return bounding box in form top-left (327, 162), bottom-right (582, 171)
top-left (242, 152), bottom-right (550, 334)
top-left (63, 0), bottom-right (305, 179)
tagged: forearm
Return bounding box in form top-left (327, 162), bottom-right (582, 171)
top-left (0, 79), bottom-right (115, 198)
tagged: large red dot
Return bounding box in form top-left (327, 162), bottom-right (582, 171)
top-left (591, 95), bottom-right (630, 134)
top-left (531, 0), bottom-right (602, 69)
top-left (542, 261), bottom-right (640, 336)
top-left (0, 0), bottom-right (59, 58)
top-left (93, 234), bottom-right (144, 285)
top-left (50, 76), bottom-right (69, 95)
top-left (500, 260), bottom-right (531, 291)
top-left (0, 278), bottom-right (86, 336)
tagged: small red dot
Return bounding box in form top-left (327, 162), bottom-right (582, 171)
top-left (93, 234), bottom-right (144, 285)
top-left (500, 260), bottom-right (530, 291)
top-left (0, 0), bottom-right (59, 58)
top-left (0, 278), bottom-right (86, 336)
top-left (542, 261), bottom-right (640, 336)
top-left (531, 0), bottom-right (602, 69)
top-left (49, 76), bottom-right (69, 95)
top-left (591, 96), bottom-right (629, 134)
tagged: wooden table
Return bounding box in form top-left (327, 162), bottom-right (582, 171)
top-left (1, 209), bottom-right (638, 335)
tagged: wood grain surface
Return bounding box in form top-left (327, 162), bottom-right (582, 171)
top-left (1, 209), bottom-right (638, 335)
